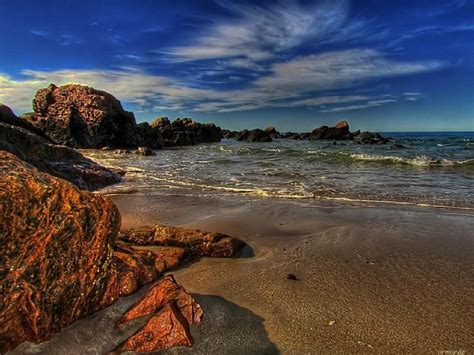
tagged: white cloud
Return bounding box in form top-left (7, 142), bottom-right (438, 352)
top-left (0, 49), bottom-right (442, 114)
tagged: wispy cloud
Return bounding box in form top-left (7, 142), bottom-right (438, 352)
top-left (164, 0), bottom-right (350, 63)
top-left (30, 30), bottom-right (49, 39)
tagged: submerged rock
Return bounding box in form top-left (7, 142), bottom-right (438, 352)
top-left (24, 84), bottom-right (140, 149)
top-left (0, 106), bottom-right (121, 190)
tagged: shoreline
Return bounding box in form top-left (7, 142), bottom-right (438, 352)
top-left (14, 192), bottom-right (472, 353)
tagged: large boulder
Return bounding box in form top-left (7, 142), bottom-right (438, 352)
top-left (0, 105), bottom-right (121, 190)
top-left (309, 120), bottom-right (352, 140)
top-left (236, 129), bottom-right (273, 142)
top-left (24, 84), bottom-right (140, 148)
top-left (0, 151), bottom-right (121, 351)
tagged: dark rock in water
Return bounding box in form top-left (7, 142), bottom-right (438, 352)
top-left (198, 123), bottom-right (222, 143)
top-left (222, 129), bottom-right (239, 139)
top-left (113, 149), bottom-right (133, 155)
top-left (136, 122), bottom-right (163, 149)
top-left (310, 120), bottom-right (352, 140)
top-left (152, 117), bottom-right (221, 147)
top-left (281, 132), bottom-right (303, 140)
top-left (0, 107), bottom-right (121, 190)
top-left (355, 131), bottom-right (389, 145)
top-left (134, 146), bottom-right (156, 156)
top-left (236, 129), bottom-right (273, 142)
top-left (24, 84), bottom-right (140, 149)
top-left (265, 126), bottom-right (280, 139)
top-left (0, 156), bottom-right (245, 352)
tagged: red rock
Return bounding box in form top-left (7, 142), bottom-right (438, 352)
top-left (119, 225), bottom-right (245, 257)
top-left (0, 151), bottom-right (121, 351)
top-left (114, 301), bottom-right (193, 353)
top-left (116, 275), bottom-right (203, 328)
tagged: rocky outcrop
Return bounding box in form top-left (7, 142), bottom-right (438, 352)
top-left (236, 129), bottom-right (273, 143)
top-left (136, 122), bottom-right (163, 149)
top-left (0, 153), bottom-right (245, 351)
top-left (309, 120), bottom-right (352, 140)
top-left (277, 121), bottom-right (388, 144)
top-left (24, 84), bottom-right (140, 149)
top-left (0, 106), bottom-right (121, 190)
top-left (152, 117), bottom-right (222, 147)
top-left (265, 127), bottom-right (280, 139)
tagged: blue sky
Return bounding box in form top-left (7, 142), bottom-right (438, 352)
top-left (0, 0), bottom-right (473, 132)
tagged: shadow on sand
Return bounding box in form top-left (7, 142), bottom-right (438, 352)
top-left (164, 293), bottom-right (279, 355)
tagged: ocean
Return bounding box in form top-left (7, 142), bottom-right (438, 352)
top-left (87, 132), bottom-right (474, 210)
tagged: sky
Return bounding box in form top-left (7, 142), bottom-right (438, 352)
top-left (0, 0), bottom-right (473, 132)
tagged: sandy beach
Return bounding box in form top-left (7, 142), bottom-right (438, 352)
top-left (14, 193), bottom-right (474, 354)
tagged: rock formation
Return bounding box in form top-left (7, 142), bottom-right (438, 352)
top-left (0, 105), bottom-right (121, 190)
top-left (309, 120), bottom-right (352, 140)
top-left (354, 131), bottom-right (390, 144)
top-left (0, 152), bottom-right (244, 351)
top-left (24, 84), bottom-right (141, 148)
top-left (236, 129), bottom-right (273, 142)
top-left (265, 126), bottom-right (280, 139)
top-left (152, 117), bottom-right (222, 147)
top-left (136, 122), bottom-right (163, 149)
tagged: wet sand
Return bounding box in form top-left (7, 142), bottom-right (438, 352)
top-left (14, 194), bottom-right (474, 354)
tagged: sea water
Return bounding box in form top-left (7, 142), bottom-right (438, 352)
top-left (86, 132), bottom-right (474, 210)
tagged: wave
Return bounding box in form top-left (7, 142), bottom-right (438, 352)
top-left (348, 153), bottom-right (474, 168)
